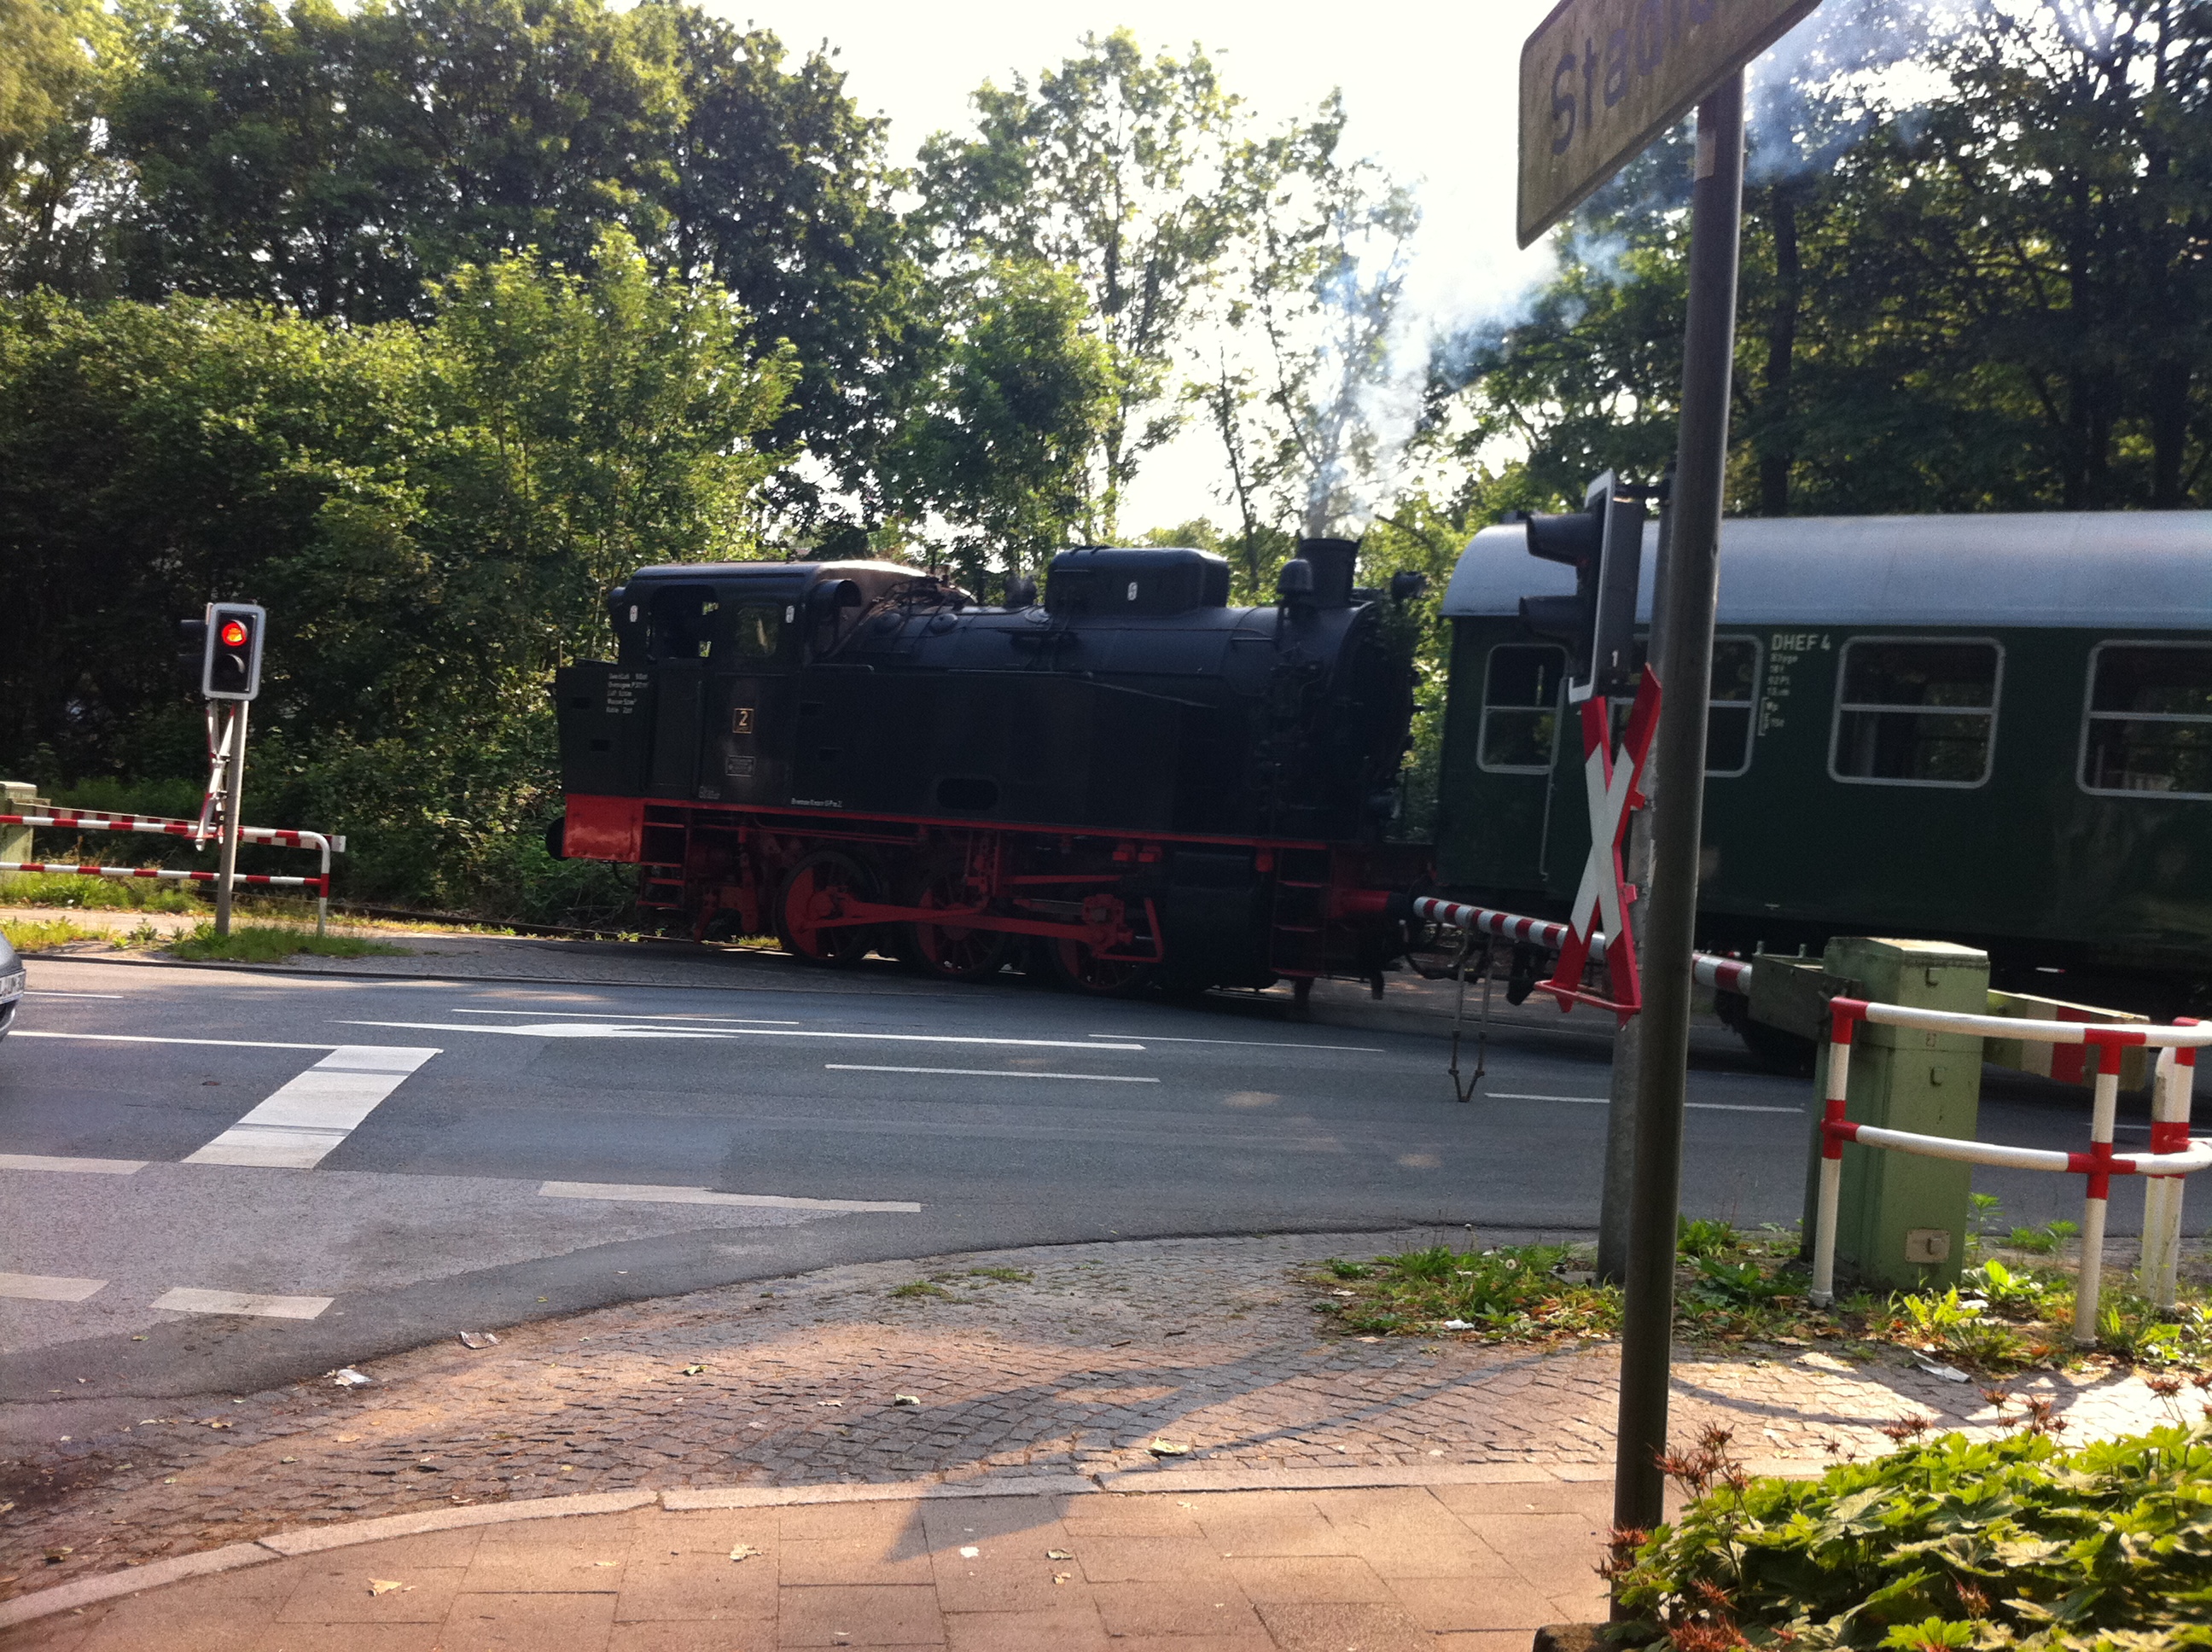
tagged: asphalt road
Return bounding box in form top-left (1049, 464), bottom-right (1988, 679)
top-left (0, 951), bottom-right (2176, 1411)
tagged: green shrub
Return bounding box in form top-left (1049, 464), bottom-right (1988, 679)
top-left (167, 923), bottom-right (406, 963)
top-left (0, 871), bottom-right (204, 911)
top-left (3, 916), bottom-right (96, 951)
top-left (1611, 1420), bottom-right (2212, 1649)
top-left (2007, 1221), bottom-right (2079, 1256)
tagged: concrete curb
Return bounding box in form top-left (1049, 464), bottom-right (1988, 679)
top-left (0, 1457), bottom-right (1830, 1632)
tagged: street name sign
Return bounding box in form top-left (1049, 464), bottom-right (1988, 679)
top-left (1517, 0), bottom-right (1821, 245)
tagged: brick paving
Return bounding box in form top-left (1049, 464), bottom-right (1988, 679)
top-left (3, 1227), bottom-right (2190, 1622)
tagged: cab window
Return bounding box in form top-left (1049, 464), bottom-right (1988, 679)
top-left (1479, 645), bottom-right (1563, 772)
top-left (647, 585), bottom-right (721, 663)
top-left (2081, 643), bottom-right (2212, 799)
top-left (725, 603), bottom-right (789, 664)
top-left (1830, 637), bottom-right (2001, 787)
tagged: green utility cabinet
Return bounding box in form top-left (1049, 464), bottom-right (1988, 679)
top-left (1798, 937), bottom-right (1989, 1294)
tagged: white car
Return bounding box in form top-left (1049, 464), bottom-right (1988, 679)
top-left (0, 933), bottom-right (21, 1038)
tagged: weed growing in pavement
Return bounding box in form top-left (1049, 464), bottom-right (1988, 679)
top-left (2005, 1219), bottom-right (2079, 1255)
top-left (2, 916), bottom-right (100, 951)
top-left (889, 1281), bottom-right (952, 1300)
top-left (1307, 1224), bottom-right (2212, 1376)
top-left (961, 1267), bottom-right (1033, 1283)
top-left (167, 922), bottom-right (407, 963)
top-left (1676, 1216), bottom-right (1740, 1259)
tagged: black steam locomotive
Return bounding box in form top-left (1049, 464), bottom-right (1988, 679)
top-left (552, 540), bottom-right (1426, 994)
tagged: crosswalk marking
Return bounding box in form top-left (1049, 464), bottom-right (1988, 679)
top-left (183, 1044), bottom-right (441, 1169)
top-left (0, 1153), bottom-right (145, 1174)
top-left (0, 1272), bottom-right (108, 1302)
top-left (151, 1287), bottom-right (333, 1319)
top-left (539, 1180), bottom-right (921, 1213)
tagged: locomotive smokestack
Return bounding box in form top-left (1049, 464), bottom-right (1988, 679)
top-left (1294, 538), bottom-right (1357, 609)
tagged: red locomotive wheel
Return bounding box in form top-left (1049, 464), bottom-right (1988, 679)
top-left (1037, 937), bottom-right (1155, 998)
top-left (910, 875), bottom-right (1009, 984)
top-left (775, 851), bottom-right (878, 968)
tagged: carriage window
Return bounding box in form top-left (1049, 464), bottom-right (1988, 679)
top-left (1607, 637), bottom-right (1759, 777)
top-left (1479, 645), bottom-right (1563, 772)
top-left (2081, 644), bottom-right (2212, 799)
top-left (1706, 637), bottom-right (1760, 777)
top-left (1830, 638), bottom-right (2001, 787)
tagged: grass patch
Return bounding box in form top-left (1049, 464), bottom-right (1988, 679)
top-left (1308, 1224), bottom-right (2212, 1374)
top-left (166, 923), bottom-right (407, 963)
top-left (889, 1280), bottom-right (952, 1300)
top-left (1609, 1415), bottom-right (2212, 1649)
top-left (3, 916), bottom-right (101, 951)
top-left (963, 1266), bottom-right (1033, 1283)
top-left (0, 872), bottom-right (206, 912)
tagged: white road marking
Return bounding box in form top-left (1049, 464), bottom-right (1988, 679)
top-left (451, 1008), bottom-right (804, 1026)
top-left (183, 1045), bottom-right (441, 1169)
top-left (13, 1031), bottom-right (335, 1050)
top-left (22, 991), bottom-right (127, 998)
top-left (539, 1181), bottom-right (921, 1213)
top-left (0, 1153), bottom-right (145, 1174)
top-left (1087, 1032), bottom-right (1384, 1053)
top-left (342, 1020), bottom-right (1144, 1052)
top-left (0, 1272), bottom-right (108, 1302)
top-left (825, 1063), bottom-right (1161, 1084)
top-left (1488, 1092), bottom-right (1801, 1114)
top-left (152, 1287), bottom-right (333, 1319)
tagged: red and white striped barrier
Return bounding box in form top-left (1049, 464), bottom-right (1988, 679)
top-left (1, 811), bottom-right (339, 934)
top-left (1809, 998), bottom-right (2208, 1339)
top-left (1, 862), bottom-right (323, 889)
top-left (1409, 896), bottom-right (1755, 998)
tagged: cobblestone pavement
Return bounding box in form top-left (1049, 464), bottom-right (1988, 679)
top-left (3, 1229), bottom-right (2190, 1608)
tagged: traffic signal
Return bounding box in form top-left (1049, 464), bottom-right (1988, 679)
top-left (176, 617), bottom-right (208, 683)
top-left (201, 602), bottom-right (265, 701)
top-left (1518, 471), bottom-right (1646, 702)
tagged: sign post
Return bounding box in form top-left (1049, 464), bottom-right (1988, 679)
top-left (1517, 0), bottom-right (1824, 1584)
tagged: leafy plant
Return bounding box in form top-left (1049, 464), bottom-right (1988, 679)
top-left (1692, 1258), bottom-right (1794, 1306)
top-left (1326, 1259), bottom-right (1372, 1280)
top-left (1611, 1419), bottom-right (2212, 1649)
top-left (1959, 1258), bottom-right (2047, 1314)
top-left (1, 916), bottom-right (96, 951)
top-left (1678, 1217), bottom-right (1742, 1259)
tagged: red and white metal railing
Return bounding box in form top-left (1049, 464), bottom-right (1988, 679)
top-left (1809, 998), bottom-right (2209, 1341)
top-left (1408, 897), bottom-right (1755, 997)
top-left (0, 811), bottom-right (341, 935)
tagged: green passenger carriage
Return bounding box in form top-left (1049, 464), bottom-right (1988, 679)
top-left (1429, 511), bottom-right (2212, 1016)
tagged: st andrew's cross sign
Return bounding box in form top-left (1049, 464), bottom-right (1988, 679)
top-left (1517, 0), bottom-right (1821, 247)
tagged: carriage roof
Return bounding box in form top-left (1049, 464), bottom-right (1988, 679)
top-left (1440, 511), bottom-right (2212, 631)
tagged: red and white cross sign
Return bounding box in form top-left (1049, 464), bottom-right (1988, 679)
top-left (1542, 665), bottom-right (1661, 1019)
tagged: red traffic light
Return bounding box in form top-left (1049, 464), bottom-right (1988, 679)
top-left (219, 619), bottom-right (249, 648)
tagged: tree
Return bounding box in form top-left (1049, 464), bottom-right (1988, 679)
top-left (0, 231), bottom-right (791, 905)
top-left (879, 258), bottom-right (1112, 589)
top-left (0, 0), bottom-right (125, 295)
top-left (1440, 0), bottom-right (2212, 517)
top-left (918, 29), bottom-right (1247, 537)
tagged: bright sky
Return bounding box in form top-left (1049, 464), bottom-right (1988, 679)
top-left (707, 0), bottom-right (1567, 532)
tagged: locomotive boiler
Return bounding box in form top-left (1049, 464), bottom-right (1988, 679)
top-left (551, 539), bottom-right (1427, 995)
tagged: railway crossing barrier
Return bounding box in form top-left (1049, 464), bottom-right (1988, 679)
top-left (1412, 901), bottom-right (2209, 1333)
top-left (1811, 996), bottom-right (2209, 1342)
top-left (0, 811), bottom-right (342, 936)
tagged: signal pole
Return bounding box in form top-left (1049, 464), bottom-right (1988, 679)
top-left (1612, 73), bottom-right (1746, 1545)
top-left (213, 702), bottom-right (247, 938)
